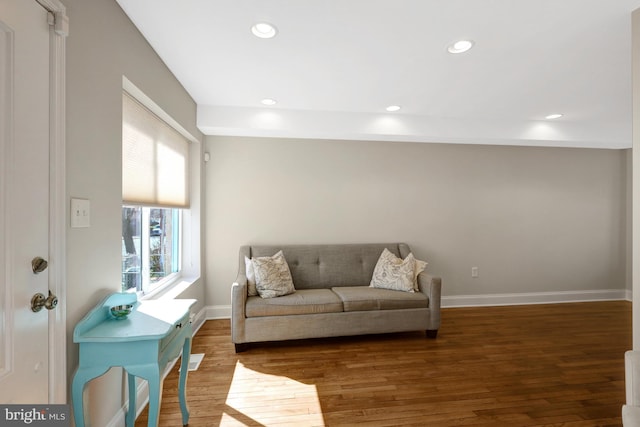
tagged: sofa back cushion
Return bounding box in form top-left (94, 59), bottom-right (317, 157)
top-left (244, 243), bottom-right (409, 290)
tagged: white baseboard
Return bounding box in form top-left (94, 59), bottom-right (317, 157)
top-left (442, 289), bottom-right (629, 308)
top-left (106, 305), bottom-right (208, 427)
top-left (191, 305), bottom-right (208, 334)
top-left (206, 304), bottom-right (231, 319)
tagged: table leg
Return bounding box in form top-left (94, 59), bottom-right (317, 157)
top-left (72, 366), bottom-right (110, 427)
top-left (126, 364), bottom-right (163, 427)
top-left (178, 336), bottom-right (192, 426)
top-left (126, 372), bottom-right (137, 427)
top-left (146, 373), bottom-right (163, 427)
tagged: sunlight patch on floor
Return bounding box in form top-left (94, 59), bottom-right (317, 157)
top-left (223, 360), bottom-right (325, 426)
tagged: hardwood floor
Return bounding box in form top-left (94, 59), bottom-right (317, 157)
top-left (136, 301), bottom-right (631, 426)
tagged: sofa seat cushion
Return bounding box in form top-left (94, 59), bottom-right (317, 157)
top-left (331, 286), bottom-right (428, 312)
top-left (246, 289), bottom-right (344, 318)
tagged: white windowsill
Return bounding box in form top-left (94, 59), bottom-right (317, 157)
top-left (139, 275), bottom-right (199, 301)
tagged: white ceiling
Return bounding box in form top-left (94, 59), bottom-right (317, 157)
top-left (115, 0), bottom-right (640, 149)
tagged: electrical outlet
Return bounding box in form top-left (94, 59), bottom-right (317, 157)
top-left (471, 267), bottom-right (479, 278)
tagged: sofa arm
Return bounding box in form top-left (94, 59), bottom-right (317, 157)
top-left (231, 273), bottom-right (248, 344)
top-left (626, 351), bottom-right (640, 406)
top-left (417, 273), bottom-right (442, 331)
top-left (624, 350), bottom-right (640, 426)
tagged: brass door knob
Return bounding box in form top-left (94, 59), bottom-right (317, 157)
top-left (31, 290), bottom-right (58, 312)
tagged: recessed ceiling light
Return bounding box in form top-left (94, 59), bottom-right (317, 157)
top-left (261, 98), bottom-right (277, 106)
top-left (251, 22), bottom-right (278, 39)
top-left (545, 113), bottom-right (563, 120)
top-left (447, 40), bottom-right (474, 54)
top-left (386, 105), bottom-right (401, 112)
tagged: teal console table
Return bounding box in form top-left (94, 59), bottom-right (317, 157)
top-left (72, 293), bottom-right (196, 427)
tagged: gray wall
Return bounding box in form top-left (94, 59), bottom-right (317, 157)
top-left (65, 0), bottom-right (204, 425)
top-left (205, 136), bottom-right (628, 306)
top-left (628, 148), bottom-right (633, 296)
top-left (633, 7), bottom-right (640, 350)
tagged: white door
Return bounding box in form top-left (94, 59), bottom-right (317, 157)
top-left (0, 0), bottom-right (52, 403)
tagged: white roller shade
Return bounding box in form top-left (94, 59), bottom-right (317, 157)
top-left (122, 92), bottom-right (190, 208)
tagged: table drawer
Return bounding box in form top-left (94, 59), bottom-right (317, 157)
top-left (160, 312), bottom-right (190, 354)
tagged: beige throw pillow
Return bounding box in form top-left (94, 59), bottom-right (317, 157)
top-left (244, 256), bottom-right (258, 296)
top-left (252, 250), bottom-right (296, 298)
top-left (370, 248), bottom-right (417, 293)
top-left (413, 258), bottom-right (428, 291)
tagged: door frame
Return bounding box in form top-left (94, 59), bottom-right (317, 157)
top-left (35, 0), bottom-right (67, 404)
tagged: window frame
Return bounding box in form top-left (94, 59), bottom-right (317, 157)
top-left (121, 205), bottom-right (183, 297)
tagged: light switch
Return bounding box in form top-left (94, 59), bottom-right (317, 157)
top-left (71, 198), bottom-right (90, 228)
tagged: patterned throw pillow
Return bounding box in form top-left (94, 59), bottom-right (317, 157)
top-left (370, 248), bottom-right (417, 293)
top-left (251, 250), bottom-right (296, 298)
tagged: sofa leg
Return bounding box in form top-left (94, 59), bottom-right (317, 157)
top-left (235, 343), bottom-right (249, 353)
top-left (426, 329), bottom-right (438, 339)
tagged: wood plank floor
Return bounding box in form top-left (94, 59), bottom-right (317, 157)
top-left (136, 301), bottom-right (631, 427)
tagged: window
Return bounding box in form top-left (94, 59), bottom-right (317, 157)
top-left (122, 206), bottom-right (180, 293)
top-left (121, 91), bottom-right (190, 294)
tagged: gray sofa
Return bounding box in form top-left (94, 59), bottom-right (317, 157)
top-left (231, 243), bottom-right (442, 352)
